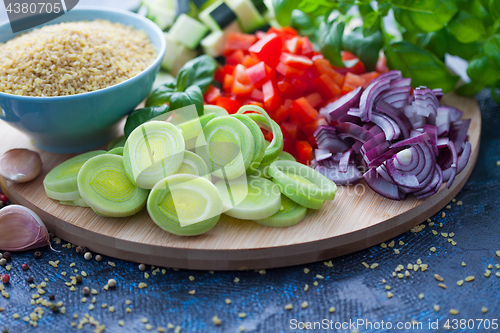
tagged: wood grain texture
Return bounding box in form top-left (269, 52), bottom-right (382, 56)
top-left (0, 93), bottom-right (481, 270)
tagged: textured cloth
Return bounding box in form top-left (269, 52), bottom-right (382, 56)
top-left (0, 90), bottom-right (499, 333)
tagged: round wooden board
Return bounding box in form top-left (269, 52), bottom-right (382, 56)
top-left (0, 93), bottom-right (481, 270)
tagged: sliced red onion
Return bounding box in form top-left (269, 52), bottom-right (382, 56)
top-left (448, 119), bottom-right (471, 154)
top-left (394, 146), bottom-right (421, 173)
top-left (352, 140), bottom-right (363, 154)
top-left (339, 149), bottom-right (353, 173)
top-left (315, 164), bottom-right (363, 185)
top-left (432, 88), bottom-right (443, 100)
top-left (372, 70), bottom-right (402, 84)
top-left (363, 168), bottom-right (404, 200)
top-left (435, 107), bottom-right (450, 137)
top-left (436, 137), bottom-right (449, 149)
top-left (327, 87), bottom-right (363, 121)
top-left (390, 132), bottom-right (430, 148)
top-left (375, 101), bottom-right (412, 139)
top-left (364, 141), bottom-right (391, 162)
top-left (441, 105), bottom-right (463, 122)
top-left (457, 142), bottom-right (471, 174)
top-left (319, 106), bottom-right (332, 124)
top-left (359, 78), bottom-right (391, 122)
top-left (423, 125), bottom-right (438, 156)
top-left (315, 149), bottom-right (332, 162)
top-left (390, 78), bottom-right (412, 88)
top-left (361, 133), bottom-right (386, 155)
top-left (335, 123), bottom-right (373, 143)
top-left (366, 147), bottom-right (404, 168)
top-left (386, 158), bottom-right (420, 188)
top-left (371, 111), bottom-right (401, 140)
top-left (444, 140), bottom-right (458, 188)
top-left (415, 165), bottom-right (443, 199)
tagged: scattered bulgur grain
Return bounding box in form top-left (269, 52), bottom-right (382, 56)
top-left (457, 201), bottom-right (462, 206)
top-left (438, 283), bottom-right (447, 289)
top-left (212, 316), bottom-right (221, 325)
top-left (370, 264), bottom-right (379, 269)
top-left (188, 290), bottom-right (195, 295)
top-left (313, 281), bottom-right (318, 286)
top-left (465, 276), bottom-right (475, 282)
top-left (388, 241), bottom-right (395, 248)
top-left (303, 268), bottom-right (310, 274)
top-left (485, 270), bottom-right (491, 277)
top-left (450, 309), bottom-right (459, 315)
top-left (482, 307), bottom-right (488, 313)
top-left (225, 299), bottom-right (231, 304)
top-left (238, 313), bottom-right (246, 318)
top-left (457, 280), bottom-right (464, 286)
top-left (316, 274), bottom-right (325, 279)
top-left (394, 249), bottom-right (400, 254)
top-left (284, 304), bottom-right (293, 310)
top-left (234, 278), bottom-right (240, 283)
top-left (139, 283), bottom-right (147, 289)
top-left (430, 247), bottom-right (436, 252)
top-left (189, 276), bottom-right (195, 281)
top-left (418, 293), bottom-right (424, 299)
top-left (361, 262), bottom-right (369, 268)
top-left (329, 307), bottom-right (336, 313)
top-left (434, 274), bottom-right (444, 282)
top-left (434, 305), bottom-right (440, 312)
top-left (387, 292), bottom-right (393, 298)
top-left (304, 284), bottom-right (309, 291)
top-left (380, 243), bottom-right (387, 248)
top-left (145, 324), bottom-right (153, 331)
top-left (385, 286), bottom-right (391, 290)
top-left (446, 205), bottom-right (451, 209)
top-left (301, 301), bottom-right (308, 309)
top-left (441, 212), bottom-right (446, 218)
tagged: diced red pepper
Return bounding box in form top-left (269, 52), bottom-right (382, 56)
top-left (301, 117), bottom-right (328, 138)
top-left (245, 61), bottom-right (271, 87)
top-left (216, 97), bottom-right (242, 114)
top-left (248, 101), bottom-right (265, 109)
top-left (276, 78), bottom-right (307, 97)
top-left (262, 79), bottom-right (282, 113)
top-left (293, 97), bottom-right (319, 123)
top-left (341, 72), bottom-right (365, 95)
top-left (296, 141), bottom-right (313, 165)
top-left (250, 89), bottom-right (264, 102)
top-left (312, 74), bottom-right (341, 100)
top-left (307, 135), bottom-right (317, 147)
top-left (273, 99), bottom-right (293, 123)
top-left (279, 52), bottom-right (313, 70)
top-left (232, 64), bottom-right (254, 96)
top-left (255, 30), bottom-right (267, 39)
top-left (305, 92), bottom-right (324, 109)
top-left (376, 54), bottom-right (389, 73)
top-left (281, 26), bottom-right (298, 39)
top-left (312, 58), bottom-right (344, 87)
top-left (276, 62), bottom-right (306, 78)
top-left (248, 33), bottom-right (283, 67)
top-left (300, 37), bottom-right (314, 57)
top-left (264, 130), bottom-right (273, 142)
top-left (226, 49), bottom-right (245, 66)
top-left (280, 122), bottom-right (299, 155)
top-left (285, 36), bottom-right (302, 54)
top-left (289, 109), bottom-right (303, 129)
top-left (242, 54), bottom-right (260, 68)
top-left (204, 84), bottom-right (220, 103)
top-left (345, 59), bottom-right (366, 75)
top-left (223, 74), bottom-right (234, 91)
top-left (360, 71), bottom-right (380, 88)
top-left (341, 51), bottom-right (357, 61)
top-left (281, 122), bottom-right (299, 140)
top-left (215, 65), bottom-right (235, 83)
top-left (223, 32), bottom-right (257, 56)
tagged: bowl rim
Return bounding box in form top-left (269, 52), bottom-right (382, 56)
top-left (0, 6), bottom-right (167, 101)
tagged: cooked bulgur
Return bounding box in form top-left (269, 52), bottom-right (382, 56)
top-left (0, 20), bottom-right (156, 97)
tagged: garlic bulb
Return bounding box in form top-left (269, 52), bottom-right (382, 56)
top-left (0, 205), bottom-right (50, 251)
top-left (0, 149), bottom-right (43, 183)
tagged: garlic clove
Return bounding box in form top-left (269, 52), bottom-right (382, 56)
top-left (0, 148), bottom-right (42, 183)
top-left (0, 205), bottom-right (50, 251)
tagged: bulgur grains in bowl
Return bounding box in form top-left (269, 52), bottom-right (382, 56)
top-left (0, 20), bottom-right (157, 97)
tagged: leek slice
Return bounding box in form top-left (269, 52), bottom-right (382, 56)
top-left (177, 151), bottom-right (211, 180)
top-left (77, 155), bottom-right (149, 217)
top-left (44, 150), bottom-right (106, 199)
top-left (253, 194), bottom-right (307, 227)
top-left (215, 176), bottom-right (281, 220)
top-left (60, 198), bottom-right (90, 208)
top-left (123, 121), bottom-right (185, 189)
top-left (108, 135), bottom-right (126, 150)
top-left (196, 116), bottom-right (255, 179)
top-left (147, 174), bottom-right (223, 236)
top-left (204, 105), bottom-right (229, 117)
top-left (107, 147), bottom-right (124, 156)
top-left (177, 113), bottom-right (216, 141)
top-left (255, 149), bottom-right (296, 178)
top-left (231, 114), bottom-right (266, 175)
top-left (241, 110), bottom-right (284, 165)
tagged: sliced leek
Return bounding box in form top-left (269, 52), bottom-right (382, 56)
top-left (107, 147), bottom-right (124, 156)
top-left (108, 135), bottom-right (126, 150)
top-left (204, 105), bottom-right (229, 118)
top-left (123, 121), bottom-right (185, 189)
top-left (231, 114), bottom-right (266, 175)
top-left (60, 198), bottom-right (90, 208)
top-left (196, 116), bottom-right (255, 179)
top-left (269, 160), bottom-right (337, 201)
top-left (214, 176), bottom-right (281, 220)
top-left (239, 107), bottom-right (284, 164)
top-left (44, 150), bottom-right (106, 201)
top-left (147, 174), bottom-right (223, 236)
top-left (77, 154), bottom-right (149, 217)
top-left (253, 194), bottom-right (307, 227)
top-left (177, 113), bottom-right (216, 141)
top-left (177, 151), bottom-right (211, 180)
top-left (255, 149), bottom-right (296, 178)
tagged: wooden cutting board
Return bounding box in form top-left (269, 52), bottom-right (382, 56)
top-left (0, 93), bottom-right (481, 270)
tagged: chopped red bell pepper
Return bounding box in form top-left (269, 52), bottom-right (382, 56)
top-left (305, 92), bottom-right (324, 109)
top-left (223, 32), bottom-right (257, 56)
top-left (248, 33), bottom-right (283, 67)
top-left (262, 79), bottom-right (282, 113)
top-left (275, 62), bottom-right (306, 78)
top-left (215, 65), bottom-right (235, 83)
top-left (312, 73), bottom-right (341, 100)
top-left (312, 58), bottom-right (344, 87)
top-left (250, 89), bottom-right (264, 102)
top-left (360, 71), bottom-right (380, 88)
top-left (242, 54), bottom-right (260, 68)
top-left (293, 97), bottom-right (319, 123)
top-left (245, 61), bottom-right (271, 87)
top-left (232, 64), bottom-right (254, 96)
top-left (264, 130), bottom-right (273, 142)
top-left (285, 36), bottom-right (302, 54)
top-left (204, 85), bottom-right (220, 104)
top-left (301, 117), bottom-right (328, 138)
top-left (226, 49), bottom-right (245, 66)
top-left (341, 72), bottom-right (365, 95)
top-left (223, 74), bottom-right (234, 91)
top-left (273, 99), bottom-right (293, 123)
top-left (376, 54), bottom-right (389, 73)
top-left (280, 122), bottom-right (298, 155)
top-left (296, 141), bottom-right (313, 165)
top-left (300, 37), bottom-right (314, 57)
top-left (216, 97), bottom-right (242, 114)
top-left (279, 52), bottom-right (313, 70)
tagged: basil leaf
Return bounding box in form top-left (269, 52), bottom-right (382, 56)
top-left (343, 27), bottom-right (383, 71)
top-left (467, 54), bottom-right (500, 85)
top-left (455, 81), bottom-right (486, 96)
top-left (297, 0), bottom-right (336, 16)
top-left (176, 55), bottom-right (218, 93)
top-left (447, 10), bottom-right (486, 43)
top-left (273, 0), bottom-right (301, 27)
top-left (145, 82), bottom-right (176, 107)
top-left (169, 85), bottom-right (204, 116)
top-left (384, 41), bottom-right (459, 93)
top-left (417, 29), bottom-right (480, 61)
top-left (483, 35), bottom-right (500, 68)
top-left (124, 104), bottom-right (170, 137)
top-left (491, 0), bottom-right (500, 21)
top-left (318, 19), bottom-right (345, 68)
top-left (290, 10), bottom-right (318, 37)
top-left (362, 11), bottom-right (380, 37)
top-left (392, 0), bottom-right (457, 33)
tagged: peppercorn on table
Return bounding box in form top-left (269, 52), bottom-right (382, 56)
top-left (0, 89), bottom-right (498, 333)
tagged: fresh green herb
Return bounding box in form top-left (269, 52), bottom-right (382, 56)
top-left (169, 85), bottom-right (204, 117)
top-left (124, 105), bottom-right (169, 137)
top-left (273, 0), bottom-right (500, 98)
top-left (176, 55), bottom-right (218, 93)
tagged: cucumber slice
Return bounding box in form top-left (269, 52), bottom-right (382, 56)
top-left (195, 116), bottom-right (254, 179)
top-left (169, 14), bottom-right (209, 49)
top-left (77, 155), bottom-right (149, 217)
top-left (147, 174), bottom-right (223, 236)
top-left (215, 176), bottom-right (281, 220)
top-left (231, 114), bottom-right (265, 175)
top-left (143, 0), bottom-right (176, 30)
top-left (255, 149), bottom-right (295, 178)
top-left (199, 0), bottom-right (237, 31)
top-left (253, 194), bottom-right (307, 227)
top-left (269, 160), bottom-right (337, 201)
top-left (123, 121), bottom-right (185, 189)
top-left (177, 151), bottom-right (211, 180)
top-left (161, 33), bottom-right (198, 75)
top-left (200, 21), bottom-right (242, 57)
top-left (238, 106), bottom-right (283, 165)
top-left (108, 135), bottom-right (126, 150)
top-left (204, 105), bottom-right (229, 117)
top-left (44, 150), bottom-right (106, 196)
top-left (226, 0), bottom-right (266, 32)
top-left (177, 113), bottom-right (216, 141)
top-left (107, 147), bottom-right (124, 156)
top-left (60, 198), bottom-right (90, 208)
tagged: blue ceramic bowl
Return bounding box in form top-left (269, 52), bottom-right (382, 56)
top-left (0, 7), bottom-right (166, 153)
